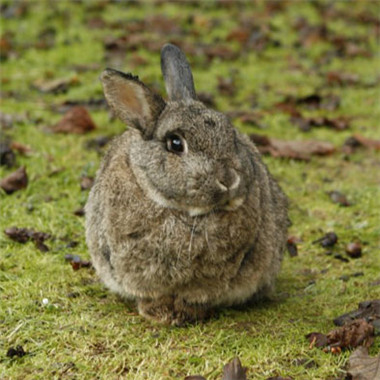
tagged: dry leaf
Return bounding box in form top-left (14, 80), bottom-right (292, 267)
top-left (312, 232), bottom-right (338, 248)
top-left (65, 254), bottom-right (92, 271)
top-left (327, 191), bottom-right (351, 206)
top-left (347, 347), bottom-right (380, 380)
top-left (222, 357), bottom-right (247, 380)
top-left (0, 166), bottom-right (28, 194)
top-left (250, 134), bottom-right (335, 160)
top-left (52, 106), bottom-right (96, 134)
top-left (33, 77), bottom-right (77, 94)
top-left (4, 227), bottom-right (51, 252)
top-left (333, 300), bottom-right (380, 330)
top-left (0, 141), bottom-right (16, 168)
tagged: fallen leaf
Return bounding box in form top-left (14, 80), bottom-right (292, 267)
top-left (327, 191), bottom-right (351, 206)
top-left (348, 134), bottom-right (380, 150)
top-left (184, 377), bottom-right (206, 380)
top-left (347, 347), bottom-right (380, 380)
top-left (327, 319), bottom-right (374, 349)
top-left (6, 345), bottom-right (27, 358)
top-left (73, 207), bottom-right (85, 217)
top-left (4, 227), bottom-right (51, 252)
top-left (64, 254), bottom-right (92, 271)
top-left (276, 94), bottom-right (340, 112)
top-left (0, 141), bottom-right (16, 167)
top-left (32, 77), bottom-right (77, 94)
top-left (0, 166), bottom-right (28, 194)
top-left (10, 141), bottom-right (32, 155)
top-left (307, 319), bottom-right (374, 352)
top-left (291, 115), bottom-right (350, 132)
top-left (250, 134), bottom-right (335, 161)
top-left (312, 232), bottom-right (338, 247)
top-left (286, 236), bottom-right (299, 257)
top-left (333, 300), bottom-right (380, 331)
top-left (222, 357), bottom-right (247, 380)
top-left (326, 71), bottom-right (359, 86)
top-left (52, 106), bottom-right (96, 134)
top-left (306, 332), bottom-right (328, 348)
top-left (345, 242), bottom-right (362, 259)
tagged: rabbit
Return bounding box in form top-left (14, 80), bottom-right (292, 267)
top-left (85, 43), bottom-right (289, 326)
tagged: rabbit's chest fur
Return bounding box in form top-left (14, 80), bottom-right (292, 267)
top-left (86, 133), bottom-right (281, 303)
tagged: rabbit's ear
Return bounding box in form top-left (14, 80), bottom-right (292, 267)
top-left (100, 68), bottom-right (166, 138)
top-left (161, 43), bottom-right (197, 101)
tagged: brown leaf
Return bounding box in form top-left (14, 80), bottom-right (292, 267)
top-left (347, 347), bottom-right (380, 380)
top-left (286, 236), bottom-right (299, 257)
top-left (0, 141), bottom-right (16, 168)
top-left (250, 134), bottom-right (335, 161)
top-left (312, 232), bottom-right (338, 248)
top-left (291, 115), bottom-right (350, 132)
top-left (32, 77), bottom-right (77, 94)
top-left (0, 166), bottom-right (28, 194)
top-left (351, 134), bottom-right (380, 150)
top-left (306, 320), bottom-right (375, 352)
top-left (327, 319), bottom-right (374, 349)
top-left (52, 106), bottom-right (96, 134)
top-left (4, 227), bottom-right (51, 252)
top-left (306, 332), bottom-right (328, 348)
top-left (277, 94), bottom-right (340, 112)
top-left (4, 226), bottom-right (30, 243)
top-left (266, 377), bottom-right (293, 380)
top-left (10, 141), bottom-right (32, 155)
top-left (184, 377), bottom-right (207, 380)
top-left (6, 345), bottom-right (27, 358)
top-left (222, 357), bottom-right (247, 380)
top-left (327, 191), bottom-right (351, 207)
top-left (73, 207), bottom-right (85, 217)
top-left (333, 300), bottom-right (380, 329)
top-left (64, 254), bottom-right (92, 271)
top-left (326, 71), bottom-right (359, 86)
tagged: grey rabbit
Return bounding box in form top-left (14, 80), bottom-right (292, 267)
top-left (85, 43), bottom-right (289, 325)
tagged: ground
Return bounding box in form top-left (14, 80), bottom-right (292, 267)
top-left (0, 1), bottom-right (379, 379)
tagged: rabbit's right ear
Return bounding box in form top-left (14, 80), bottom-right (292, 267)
top-left (100, 68), bottom-right (166, 138)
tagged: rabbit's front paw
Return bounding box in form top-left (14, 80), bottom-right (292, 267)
top-left (137, 297), bottom-right (214, 326)
top-left (137, 296), bottom-right (176, 325)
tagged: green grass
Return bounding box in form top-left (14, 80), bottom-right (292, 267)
top-left (1, 1), bottom-right (379, 379)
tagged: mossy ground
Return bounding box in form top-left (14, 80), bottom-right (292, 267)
top-left (1, 1), bottom-right (379, 379)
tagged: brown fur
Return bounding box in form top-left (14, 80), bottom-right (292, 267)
top-left (85, 44), bottom-right (289, 325)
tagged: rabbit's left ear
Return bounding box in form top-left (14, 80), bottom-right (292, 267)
top-left (100, 68), bottom-right (166, 138)
top-left (161, 43), bottom-right (197, 101)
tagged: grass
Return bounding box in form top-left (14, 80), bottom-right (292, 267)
top-left (1, 1), bottom-right (379, 379)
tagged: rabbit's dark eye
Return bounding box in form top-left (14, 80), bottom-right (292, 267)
top-left (166, 134), bottom-right (187, 155)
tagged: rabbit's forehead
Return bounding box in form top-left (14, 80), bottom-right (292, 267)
top-left (156, 102), bottom-right (235, 144)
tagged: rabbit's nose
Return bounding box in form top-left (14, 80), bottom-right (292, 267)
top-left (216, 169), bottom-right (240, 192)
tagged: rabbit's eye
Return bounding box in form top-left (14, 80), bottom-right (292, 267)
top-left (166, 134), bottom-right (186, 155)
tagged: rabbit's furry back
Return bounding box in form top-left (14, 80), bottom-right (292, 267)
top-left (85, 44), bottom-right (289, 325)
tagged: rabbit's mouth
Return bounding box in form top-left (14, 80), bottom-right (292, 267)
top-left (187, 196), bottom-right (245, 217)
